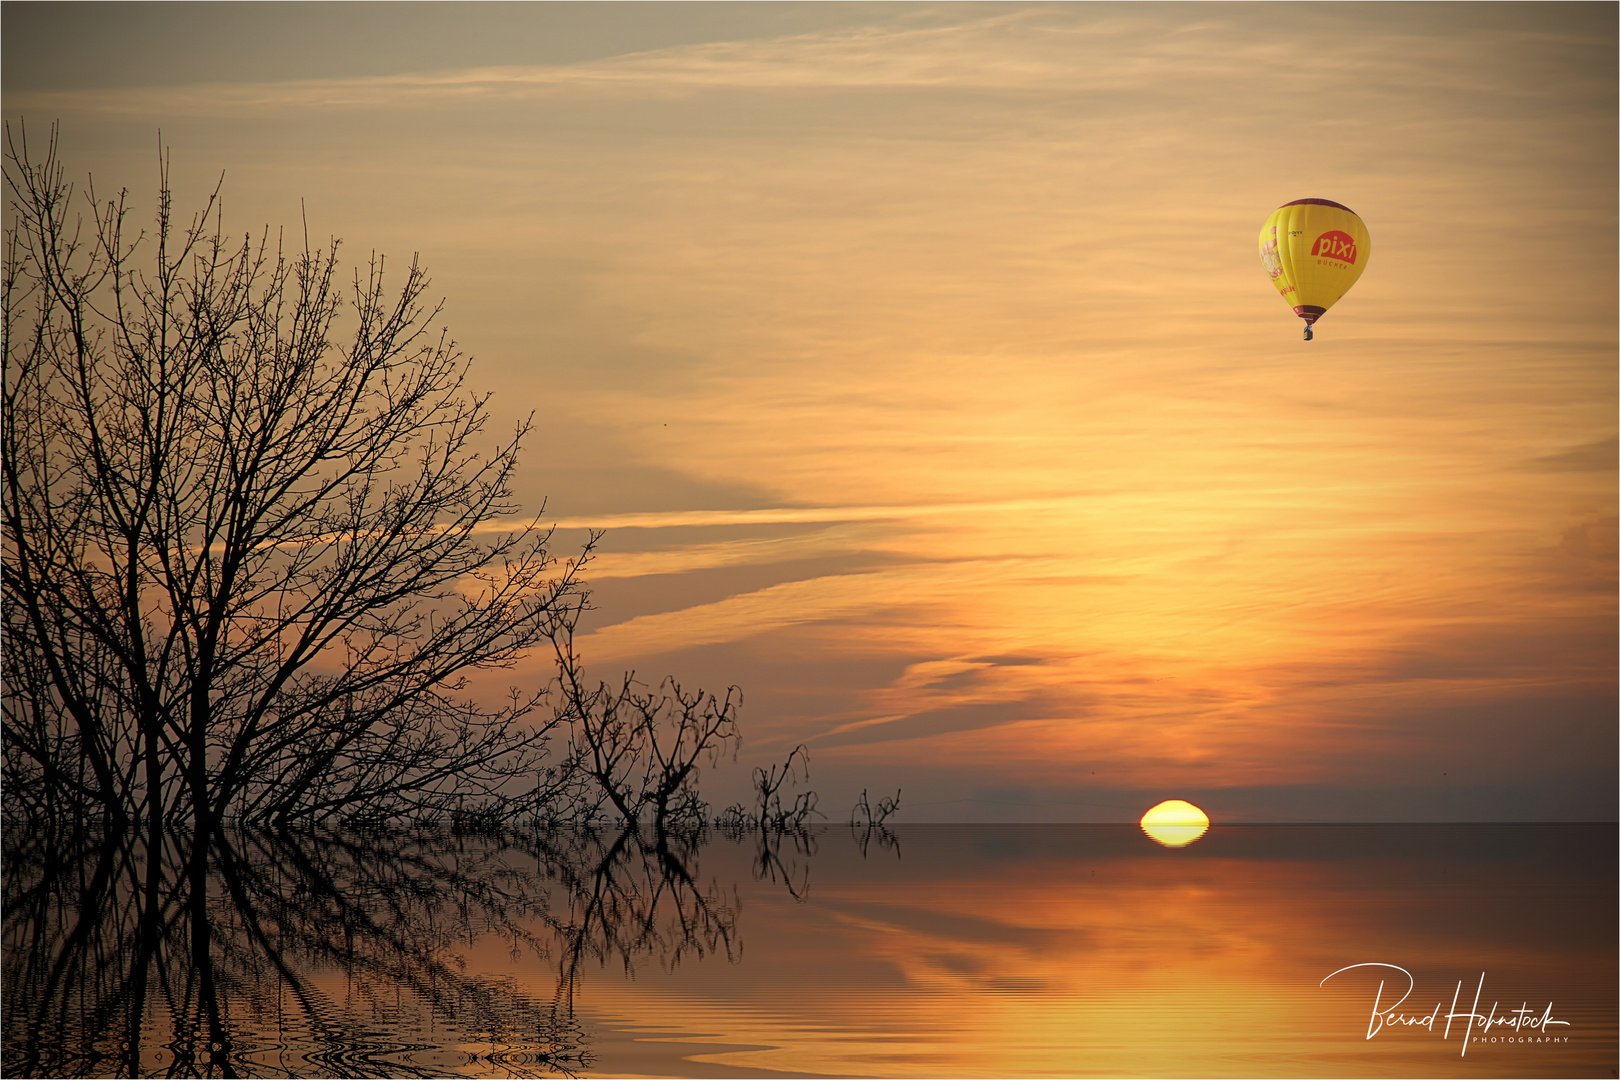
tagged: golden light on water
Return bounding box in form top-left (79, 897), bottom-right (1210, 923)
top-left (1140, 799), bottom-right (1210, 847)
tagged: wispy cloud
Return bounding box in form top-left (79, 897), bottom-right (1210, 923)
top-left (539, 496), bottom-right (1089, 534)
top-left (575, 556), bottom-right (1052, 663)
top-left (15, 6), bottom-right (1605, 118)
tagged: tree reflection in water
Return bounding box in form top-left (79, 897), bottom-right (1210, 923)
top-left (1, 820), bottom-right (816, 1078)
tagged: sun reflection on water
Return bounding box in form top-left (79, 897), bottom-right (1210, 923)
top-left (1140, 799), bottom-right (1211, 847)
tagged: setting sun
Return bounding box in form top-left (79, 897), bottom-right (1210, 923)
top-left (1140, 800), bottom-right (1211, 848)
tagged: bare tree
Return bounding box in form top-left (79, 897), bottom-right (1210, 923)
top-left (717, 744), bottom-right (821, 832)
top-left (559, 648), bottom-right (740, 833)
top-left (850, 788), bottom-right (901, 828)
top-left (2, 126), bottom-right (590, 834)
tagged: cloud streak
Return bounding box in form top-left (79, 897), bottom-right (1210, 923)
top-left (539, 496), bottom-right (1092, 533)
top-left (15, 6), bottom-right (1609, 118)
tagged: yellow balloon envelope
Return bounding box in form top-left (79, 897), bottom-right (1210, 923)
top-left (1259, 198), bottom-right (1370, 340)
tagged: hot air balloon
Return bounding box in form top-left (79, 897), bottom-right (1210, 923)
top-left (1259, 198), bottom-right (1370, 341)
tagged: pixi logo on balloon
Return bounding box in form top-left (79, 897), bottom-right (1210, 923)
top-left (1312, 230), bottom-right (1358, 264)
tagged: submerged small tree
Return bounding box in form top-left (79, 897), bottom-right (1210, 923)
top-left (2, 126), bottom-right (592, 833)
top-left (561, 661), bottom-right (740, 834)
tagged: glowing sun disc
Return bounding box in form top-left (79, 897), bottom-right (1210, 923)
top-left (1140, 799), bottom-right (1210, 847)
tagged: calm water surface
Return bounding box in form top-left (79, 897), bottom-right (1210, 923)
top-left (5, 823), bottom-right (1614, 1078)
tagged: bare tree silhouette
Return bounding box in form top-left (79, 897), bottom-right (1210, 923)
top-left (717, 744), bottom-right (821, 832)
top-left (558, 655), bottom-right (740, 834)
top-left (2, 126), bottom-right (590, 834)
top-left (850, 787), bottom-right (901, 828)
top-left (0, 126), bottom-right (884, 1080)
top-left (849, 787), bottom-right (903, 857)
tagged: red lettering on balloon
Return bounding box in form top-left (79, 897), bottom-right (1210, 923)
top-left (1311, 230), bottom-right (1358, 264)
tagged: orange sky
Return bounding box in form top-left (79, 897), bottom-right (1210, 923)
top-left (8, 2), bottom-right (1614, 820)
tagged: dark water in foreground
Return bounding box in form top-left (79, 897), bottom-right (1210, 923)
top-left (5, 823), bottom-right (1614, 1078)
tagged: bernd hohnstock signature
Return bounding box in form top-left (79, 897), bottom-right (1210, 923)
top-left (1320, 963), bottom-right (1570, 1058)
